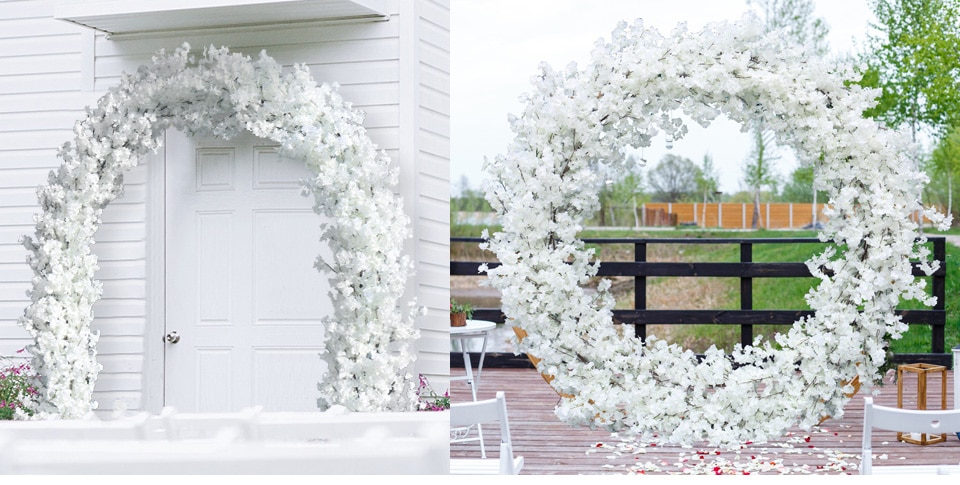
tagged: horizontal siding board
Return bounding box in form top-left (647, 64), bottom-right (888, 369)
top-left (0, 168), bottom-right (55, 190)
top-left (417, 107), bottom-right (448, 137)
top-left (0, 1), bottom-right (55, 21)
top-left (417, 257), bottom-right (450, 286)
top-left (0, 17), bottom-right (80, 39)
top-left (91, 392), bottom-right (142, 414)
top-left (420, 0), bottom-right (450, 30)
top-left (94, 222), bottom-right (147, 243)
top-left (96, 335), bottom-right (144, 355)
top-left (100, 279), bottom-right (146, 299)
top-left (419, 86), bottom-right (448, 117)
top-left (356, 104), bottom-right (399, 129)
top-left (362, 126), bottom-right (399, 151)
top-left (0, 262), bottom-right (30, 283)
top-left (0, 52), bottom-right (81, 76)
top-left (0, 91), bottom-right (89, 113)
top-left (0, 151), bottom-right (60, 170)
top-left (419, 63), bottom-right (448, 92)
top-left (416, 170), bottom-right (448, 202)
top-left (99, 204), bottom-right (145, 224)
top-left (418, 40), bottom-right (449, 73)
top-left (417, 218), bottom-right (448, 245)
top-left (91, 317), bottom-right (146, 337)
top-left (0, 33), bottom-right (82, 57)
top-left (97, 354), bottom-right (145, 373)
top-left (0, 129), bottom-right (74, 151)
top-left (309, 59), bottom-right (400, 85)
top-left (0, 72), bottom-right (80, 95)
top-left (417, 11), bottom-right (449, 47)
top-left (91, 299), bottom-right (146, 318)
top-left (0, 109), bottom-right (82, 132)
top-left (0, 187), bottom-right (38, 207)
top-left (96, 260), bottom-right (146, 280)
top-left (0, 281), bottom-right (27, 301)
top-left (417, 194), bottom-right (448, 223)
top-left (91, 373), bottom-right (142, 392)
top-left (0, 206), bottom-right (37, 227)
top-left (416, 151), bottom-right (447, 182)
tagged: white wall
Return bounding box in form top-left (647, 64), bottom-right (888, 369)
top-left (0, 0), bottom-right (449, 414)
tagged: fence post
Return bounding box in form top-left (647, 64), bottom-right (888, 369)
top-left (741, 241), bottom-right (753, 348)
top-left (933, 237), bottom-right (946, 353)
top-left (742, 204), bottom-right (746, 229)
top-left (635, 242), bottom-right (647, 341)
top-left (789, 203), bottom-right (793, 229)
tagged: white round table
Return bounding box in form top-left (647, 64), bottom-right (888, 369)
top-left (450, 319), bottom-right (496, 402)
top-left (450, 319), bottom-right (497, 458)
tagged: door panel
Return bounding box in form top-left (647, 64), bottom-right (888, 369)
top-left (164, 130), bottom-right (329, 412)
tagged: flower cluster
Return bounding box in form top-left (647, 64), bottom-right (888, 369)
top-left (0, 349), bottom-right (39, 420)
top-left (19, 44), bottom-right (421, 418)
top-left (481, 17), bottom-right (948, 445)
top-left (415, 374), bottom-right (450, 412)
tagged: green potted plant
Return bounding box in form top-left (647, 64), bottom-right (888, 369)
top-left (450, 299), bottom-right (473, 327)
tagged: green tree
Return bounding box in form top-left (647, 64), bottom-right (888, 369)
top-left (745, 0), bottom-right (829, 229)
top-left (930, 125), bottom-right (960, 219)
top-left (859, 0), bottom-right (960, 139)
top-left (780, 164), bottom-right (828, 203)
top-left (694, 154), bottom-right (721, 227)
top-left (743, 125), bottom-right (781, 228)
top-left (647, 154), bottom-right (700, 203)
top-left (599, 164), bottom-right (646, 227)
top-left (746, 0), bottom-right (830, 55)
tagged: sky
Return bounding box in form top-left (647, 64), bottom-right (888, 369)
top-left (450, 0), bottom-right (877, 196)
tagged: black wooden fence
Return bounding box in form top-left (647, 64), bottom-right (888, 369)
top-left (450, 237), bottom-right (949, 368)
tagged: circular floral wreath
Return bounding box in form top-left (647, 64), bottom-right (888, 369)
top-left (18, 44), bottom-right (421, 418)
top-left (481, 18), bottom-right (949, 445)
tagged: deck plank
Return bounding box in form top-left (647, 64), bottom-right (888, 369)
top-left (449, 367), bottom-right (959, 475)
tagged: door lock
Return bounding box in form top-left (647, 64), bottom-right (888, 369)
top-left (164, 331), bottom-right (180, 344)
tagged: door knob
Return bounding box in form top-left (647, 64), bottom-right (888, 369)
top-left (164, 331), bottom-right (180, 344)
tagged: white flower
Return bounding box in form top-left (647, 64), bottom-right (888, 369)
top-left (18, 44), bottom-right (421, 418)
top-left (481, 16), bottom-right (949, 446)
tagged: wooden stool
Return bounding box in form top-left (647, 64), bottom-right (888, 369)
top-left (896, 363), bottom-right (948, 445)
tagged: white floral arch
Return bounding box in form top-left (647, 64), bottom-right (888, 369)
top-left (19, 44), bottom-right (421, 418)
top-left (481, 18), bottom-right (948, 445)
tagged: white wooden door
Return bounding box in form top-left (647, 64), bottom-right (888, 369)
top-left (163, 130), bottom-right (330, 412)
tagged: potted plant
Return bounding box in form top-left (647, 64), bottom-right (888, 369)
top-left (450, 299), bottom-right (473, 327)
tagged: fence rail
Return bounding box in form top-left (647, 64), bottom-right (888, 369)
top-left (450, 236), bottom-right (949, 368)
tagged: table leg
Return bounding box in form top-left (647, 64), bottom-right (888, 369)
top-left (457, 336), bottom-right (485, 458)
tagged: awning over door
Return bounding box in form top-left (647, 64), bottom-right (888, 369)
top-left (54, 0), bottom-right (388, 35)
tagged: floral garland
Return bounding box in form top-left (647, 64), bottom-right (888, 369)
top-left (18, 44), bottom-right (421, 418)
top-left (481, 18), bottom-right (948, 445)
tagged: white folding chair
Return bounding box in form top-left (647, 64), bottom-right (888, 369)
top-left (450, 391), bottom-right (523, 475)
top-left (861, 397), bottom-right (960, 474)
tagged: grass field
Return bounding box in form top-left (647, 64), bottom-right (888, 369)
top-left (450, 224), bottom-right (959, 357)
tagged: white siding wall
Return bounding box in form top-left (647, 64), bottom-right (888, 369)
top-left (401, 0), bottom-right (450, 391)
top-left (0, 0), bottom-right (88, 356)
top-left (0, 0), bottom-right (449, 414)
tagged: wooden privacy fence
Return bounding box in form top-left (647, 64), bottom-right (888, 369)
top-left (640, 203), bottom-right (942, 229)
top-left (450, 237), bottom-right (949, 368)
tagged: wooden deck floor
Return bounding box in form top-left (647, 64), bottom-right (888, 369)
top-left (449, 367), bottom-right (960, 475)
